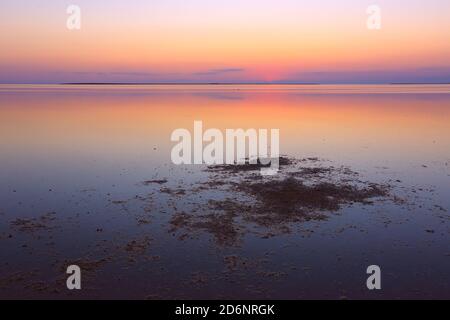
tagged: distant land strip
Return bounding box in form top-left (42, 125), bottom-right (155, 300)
top-left (60, 82), bottom-right (450, 86)
top-left (61, 82), bottom-right (321, 85)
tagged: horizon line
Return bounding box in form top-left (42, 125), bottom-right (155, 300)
top-left (2, 82), bottom-right (450, 86)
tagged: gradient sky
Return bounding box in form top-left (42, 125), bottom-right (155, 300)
top-left (1, 0), bottom-right (450, 83)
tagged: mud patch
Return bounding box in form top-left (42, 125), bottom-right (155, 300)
top-left (170, 209), bottom-right (242, 246)
top-left (142, 179), bottom-right (168, 186)
top-left (167, 156), bottom-right (394, 245)
top-left (61, 258), bottom-right (108, 274)
top-left (206, 156), bottom-right (292, 174)
top-left (235, 178), bottom-right (389, 226)
top-left (161, 187), bottom-right (186, 196)
top-left (125, 236), bottom-right (152, 255)
top-left (10, 212), bottom-right (57, 233)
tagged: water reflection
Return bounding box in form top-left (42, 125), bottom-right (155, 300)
top-left (0, 85), bottom-right (449, 299)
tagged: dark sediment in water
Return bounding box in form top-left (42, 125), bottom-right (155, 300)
top-left (169, 156), bottom-right (393, 245)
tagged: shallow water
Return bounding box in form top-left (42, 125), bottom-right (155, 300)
top-left (0, 84), bottom-right (449, 299)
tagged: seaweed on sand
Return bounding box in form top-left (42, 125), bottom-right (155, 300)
top-left (235, 177), bottom-right (389, 226)
top-left (10, 212), bottom-right (57, 233)
top-left (167, 156), bottom-right (392, 245)
top-left (169, 207), bottom-right (243, 246)
top-left (206, 156), bottom-right (292, 173)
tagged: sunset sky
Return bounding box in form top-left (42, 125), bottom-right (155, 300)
top-left (1, 0), bottom-right (450, 83)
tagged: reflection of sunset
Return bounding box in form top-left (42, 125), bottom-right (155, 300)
top-left (1, 85), bottom-right (449, 163)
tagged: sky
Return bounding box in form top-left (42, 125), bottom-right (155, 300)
top-left (0, 0), bottom-right (450, 84)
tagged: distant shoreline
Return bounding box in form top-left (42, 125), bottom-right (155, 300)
top-left (60, 82), bottom-right (321, 86)
top-left (1, 82), bottom-right (449, 86)
top-left (59, 82), bottom-right (450, 86)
